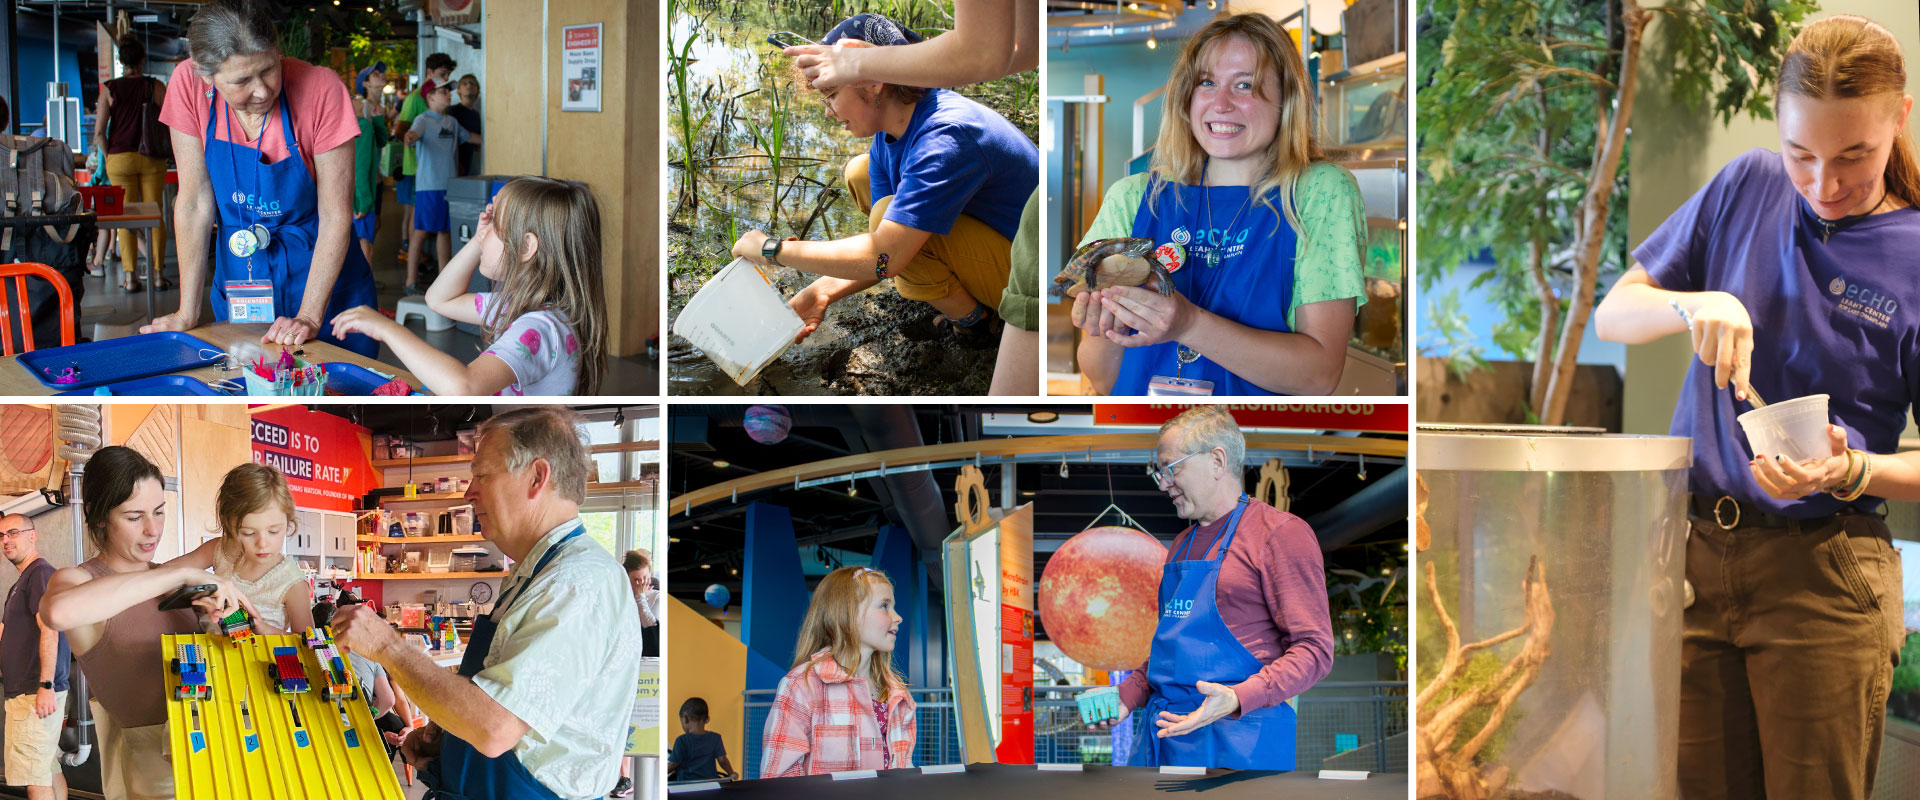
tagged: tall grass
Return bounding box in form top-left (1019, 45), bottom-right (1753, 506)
top-left (669, 0), bottom-right (718, 211)
top-left (744, 63), bottom-right (794, 223)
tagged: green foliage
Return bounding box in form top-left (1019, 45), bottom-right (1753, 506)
top-left (1895, 632), bottom-right (1920, 693)
top-left (1420, 290), bottom-right (1488, 379)
top-left (1418, 0), bottom-right (1815, 366)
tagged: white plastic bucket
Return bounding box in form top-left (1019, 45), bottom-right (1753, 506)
top-left (671, 257), bottom-right (807, 387)
top-left (1737, 393), bottom-right (1831, 462)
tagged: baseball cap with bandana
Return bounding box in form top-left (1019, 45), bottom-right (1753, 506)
top-left (821, 13), bottom-right (925, 47)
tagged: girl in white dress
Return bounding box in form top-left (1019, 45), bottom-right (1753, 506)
top-left (167, 463), bottom-right (313, 634)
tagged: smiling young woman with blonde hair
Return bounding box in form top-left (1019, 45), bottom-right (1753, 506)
top-left (1070, 13), bottom-right (1365, 396)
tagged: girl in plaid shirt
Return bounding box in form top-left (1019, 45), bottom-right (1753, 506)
top-left (760, 567), bottom-right (917, 777)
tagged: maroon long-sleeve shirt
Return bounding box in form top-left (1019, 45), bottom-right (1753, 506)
top-left (1118, 501), bottom-right (1334, 716)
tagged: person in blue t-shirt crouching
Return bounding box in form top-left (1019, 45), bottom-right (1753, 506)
top-left (668, 697), bottom-right (735, 781)
top-left (730, 13), bottom-right (1039, 351)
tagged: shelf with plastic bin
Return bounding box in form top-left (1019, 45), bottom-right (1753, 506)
top-left (373, 442), bottom-right (659, 470)
top-left (356, 535), bottom-right (488, 544)
top-left (352, 571), bottom-right (500, 581)
top-left (373, 495), bottom-right (470, 508)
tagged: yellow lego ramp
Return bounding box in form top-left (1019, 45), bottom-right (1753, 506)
top-left (163, 633), bottom-right (404, 800)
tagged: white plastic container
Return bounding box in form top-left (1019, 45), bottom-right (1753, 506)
top-left (671, 257), bottom-right (806, 387)
top-left (1737, 393), bottom-right (1832, 462)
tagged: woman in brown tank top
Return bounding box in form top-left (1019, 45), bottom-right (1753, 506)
top-left (39, 446), bottom-right (255, 800)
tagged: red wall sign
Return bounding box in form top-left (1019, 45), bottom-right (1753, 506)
top-left (249, 407), bottom-right (374, 512)
top-left (1092, 403), bottom-right (1407, 433)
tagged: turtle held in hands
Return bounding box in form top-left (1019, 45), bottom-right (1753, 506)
top-left (1052, 237), bottom-right (1176, 298)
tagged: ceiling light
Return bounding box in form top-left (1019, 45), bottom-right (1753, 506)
top-left (1027, 411), bottom-right (1060, 424)
top-left (1147, 37), bottom-right (1157, 49)
top-left (669, 537), bottom-right (681, 543)
top-left (712, 459), bottom-right (730, 469)
top-left (701, 564), bottom-right (711, 570)
top-left (1021, 490), bottom-right (1036, 497)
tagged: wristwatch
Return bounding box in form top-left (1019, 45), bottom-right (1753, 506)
top-left (761, 236), bottom-right (785, 267)
top-left (37, 681), bottom-right (51, 690)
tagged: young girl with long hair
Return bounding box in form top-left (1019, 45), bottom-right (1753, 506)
top-left (166, 462), bottom-right (312, 634)
top-left (330, 176), bottom-right (610, 395)
top-left (760, 566), bottom-right (914, 777)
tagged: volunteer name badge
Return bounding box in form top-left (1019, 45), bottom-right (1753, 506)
top-left (226, 281), bottom-right (275, 323)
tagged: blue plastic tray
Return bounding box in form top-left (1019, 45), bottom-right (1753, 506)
top-left (320, 362), bottom-right (423, 396)
top-left (19, 332), bottom-right (223, 390)
top-left (55, 375), bottom-right (227, 397)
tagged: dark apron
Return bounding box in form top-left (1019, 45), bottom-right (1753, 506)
top-left (1127, 496), bottom-right (1297, 769)
top-left (422, 526), bottom-right (583, 799)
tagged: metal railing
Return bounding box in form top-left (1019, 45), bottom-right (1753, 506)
top-left (740, 681), bottom-right (1406, 777)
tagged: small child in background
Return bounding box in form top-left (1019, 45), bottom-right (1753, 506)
top-left (667, 697), bottom-right (735, 781)
top-left (165, 463), bottom-right (311, 634)
top-left (760, 566), bottom-right (914, 778)
top-left (329, 176), bottom-right (610, 396)
top-left (400, 79), bottom-right (481, 294)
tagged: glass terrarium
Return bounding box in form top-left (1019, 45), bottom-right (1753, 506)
top-left (1325, 60), bottom-right (1407, 149)
top-left (1417, 426), bottom-right (1689, 800)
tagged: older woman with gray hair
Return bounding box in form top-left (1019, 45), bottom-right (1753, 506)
top-left (144, 0), bottom-right (380, 357)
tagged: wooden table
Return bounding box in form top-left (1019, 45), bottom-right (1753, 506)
top-left (0, 322), bottom-right (423, 395)
top-left (94, 201), bottom-right (166, 322)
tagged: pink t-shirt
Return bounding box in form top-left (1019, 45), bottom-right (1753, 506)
top-left (159, 57), bottom-right (360, 179)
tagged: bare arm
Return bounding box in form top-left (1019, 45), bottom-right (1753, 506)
top-left (369, 673), bottom-right (396, 717)
top-left (378, 641), bottom-right (531, 758)
top-left (161, 537), bottom-right (222, 572)
top-left (41, 564), bottom-right (201, 631)
top-left (735, 222), bottom-right (932, 282)
top-left (787, 0), bottom-right (1035, 88)
top-left (1074, 316), bottom-right (1124, 395)
top-left (1592, 266), bottom-right (1694, 344)
top-left (148, 128), bottom-right (215, 330)
top-left (299, 143), bottom-right (357, 326)
top-left (423, 231), bottom-right (487, 325)
top-left (273, 581), bottom-right (315, 636)
top-left (93, 91), bottom-right (111, 159)
top-left (331, 311), bottom-right (516, 395)
top-left (1176, 297), bottom-right (1355, 396)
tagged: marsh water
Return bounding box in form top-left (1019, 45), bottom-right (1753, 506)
top-left (667, 0), bottom-right (1038, 395)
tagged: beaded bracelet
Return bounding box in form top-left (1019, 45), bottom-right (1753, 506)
top-left (1829, 448), bottom-right (1860, 496)
top-left (874, 253), bottom-right (891, 281)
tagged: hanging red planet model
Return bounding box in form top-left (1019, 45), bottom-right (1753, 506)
top-left (1038, 526), bottom-right (1168, 670)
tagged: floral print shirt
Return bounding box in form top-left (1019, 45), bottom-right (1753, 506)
top-left (474, 293), bottom-right (581, 396)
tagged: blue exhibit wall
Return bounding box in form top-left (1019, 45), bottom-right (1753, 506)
top-left (1047, 42), bottom-right (1182, 197)
top-left (741, 503), bottom-right (810, 691)
top-left (15, 37), bottom-right (87, 131)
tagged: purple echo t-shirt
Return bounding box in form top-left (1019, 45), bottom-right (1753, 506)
top-left (1117, 501), bottom-right (1334, 716)
top-left (1634, 147), bottom-right (1920, 517)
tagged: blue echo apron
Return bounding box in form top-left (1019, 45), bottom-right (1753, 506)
top-left (1127, 496), bottom-right (1297, 770)
top-left (422, 526), bottom-right (583, 800)
top-left (1114, 177), bottom-right (1298, 396)
top-left (204, 90), bottom-right (380, 357)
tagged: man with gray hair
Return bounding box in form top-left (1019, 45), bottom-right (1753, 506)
top-left (1077, 405), bottom-right (1333, 770)
top-left (334, 407), bottom-right (642, 800)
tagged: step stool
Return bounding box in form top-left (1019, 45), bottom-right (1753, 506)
top-left (394, 296), bottom-right (452, 332)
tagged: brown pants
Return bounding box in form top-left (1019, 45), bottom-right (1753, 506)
top-left (1680, 511), bottom-right (1903, 799)
top-left (843, 154), bottom-right (1010, 311)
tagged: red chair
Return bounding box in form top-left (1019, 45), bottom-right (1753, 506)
top-left (0, 262), bottom-right (75, 355)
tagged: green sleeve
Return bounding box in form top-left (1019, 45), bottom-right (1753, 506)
top-left (1287, 162), bottom-right (1367, 330)
top-left (1079, 173), bottom-right (1151, 247)
top-left (399, 94), bottom-right (426, 174)
top-left (999, 189), bottom-right (1041, 331)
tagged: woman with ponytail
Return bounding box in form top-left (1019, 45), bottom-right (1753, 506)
top-left (1594, 15), bottom-right (1913, 799)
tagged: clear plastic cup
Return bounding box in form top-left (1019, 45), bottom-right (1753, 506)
top-left (1737, 394), bottom-right (1832, 462)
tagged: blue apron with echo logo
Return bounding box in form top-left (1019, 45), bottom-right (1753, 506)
top-left (422, 526), bottom-right (582, 800)
top-left (1115, 178), bottom-right (1297, 396)
top-left (204, 90), bottom-right (380, 357)
top-left (1127, 496), bottom-right (1296, 770)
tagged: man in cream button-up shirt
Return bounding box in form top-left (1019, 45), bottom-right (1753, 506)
top-left (336, 407), bottom-right (643, 799)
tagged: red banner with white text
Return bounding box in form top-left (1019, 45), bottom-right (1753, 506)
top-left (249, 407), bottom-right (373, 512)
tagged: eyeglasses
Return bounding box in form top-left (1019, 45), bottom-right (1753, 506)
top-left (1146, 451), bottom-right (1203, 485)
top-left (0, 528), bottom-right (33, 540)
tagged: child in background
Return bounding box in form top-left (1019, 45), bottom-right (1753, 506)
top-left (760, 566), bottom-right (915, 778)
top-left (401, 79), bottom-right (481, 294)
top-left (329, 176), bottom-right (610, 395)
top-left (165, 463), bottom-right (312, 634)
top-left (668, 697), bottom-right (735, 781)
